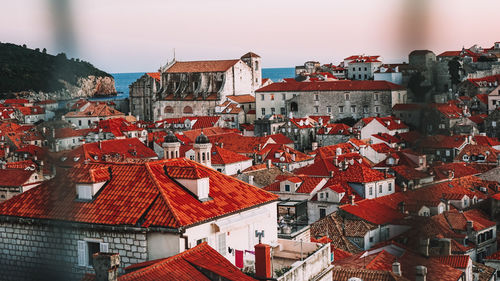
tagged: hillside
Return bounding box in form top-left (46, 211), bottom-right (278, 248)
top-left (0, 43), bottom-right (116, 99)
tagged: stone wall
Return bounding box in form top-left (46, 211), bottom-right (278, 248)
top-left (0, 221), bottom-right (147, 281)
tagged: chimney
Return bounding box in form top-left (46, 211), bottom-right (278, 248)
top-left (392, 261), bottom-right (402, 276)
top-left (398, 201), bottom-right (406, 214)
top-left (419, 238), bottom-right (429, 257)
top-left (249, 175), bottom-right (254, 186)
top-left (415, 266), bottom-right (427, 281)
top-left (254, 243), bottom-right (272, 279)
top-left (349, 195), bottom-right (355, 205)
top-left (92, 252), bottom-right (120, 281)
top-left (440, 238), bottom-right (452, 256)
top-left (330, 170), bottom-right (334, 177)
top-left (466, 221), bottom-right (474, 235)
top-left (311, 142), bottom-right (318, 151)
top-left (267, 159), bottom-right (272, 169)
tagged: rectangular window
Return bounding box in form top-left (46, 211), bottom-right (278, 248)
top-left (285, 184), bottom-right (290, 192)
top-left (78, 120), bottom-right (82, 126)
top-left (339, 106), bottom-right (344, 113)
top-left (379, 185), bottom-right (382, 193)
top-left (280, 107), bottom-right (285, 115)
top-left (446, 150), bottom-right (450, 156)
top-left (314, 94), bottom-right (319, 101)
top-left (375, 106), bottom-right (379, 113)
top-left (314, 106), bottom-right (319, 113)
top-left (345, 93), bottom-right (349, 100)
top-left (351, 106), bottom-right (356, 113)
top-left (78, 241), bottom-right (108, 267)
top-left (271, 94), bottom-right (275, 101)
top-left (388, 183), bottom-right (392, 191)
top-left (327, 106), bottom-right (332, 113)
top-left (320, 208), bottom-right (326, 218)
top-left (369, 186), bottom-right (373, 196)
top-left (282, 93), bottom-right (286, 100)
top-left (364, 67), bottom-right (367, 71)
top-left (261, 94), bottom-right (265, 101)
top-left (363, 106), bottom-right (368, 113)
top-left (271, 107), bottom-right (276, 114)
top-left (261, 108), bottom-right (266, 115)
top-left (217, 233), bottom-right (227, 256)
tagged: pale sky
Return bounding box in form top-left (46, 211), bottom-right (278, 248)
top-left (2, 0), bottom-right (499, 73)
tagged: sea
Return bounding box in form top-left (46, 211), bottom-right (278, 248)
top-left (99, 67), bottom-right (295, 101)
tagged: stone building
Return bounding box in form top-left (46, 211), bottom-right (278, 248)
top-left (344, 55), bottom-right (383, 80)
top-left (129, 72), bottom-right (161, 121)
top-left (0, 159), bottom-right (278, 281)
top-left (255, 80), bottom-right (407, 120)
top-left (141, 52), bottom-right (261, 121)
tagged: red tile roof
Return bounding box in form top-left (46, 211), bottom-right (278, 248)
top-left (211, 145), bottom-right (251, 165)
top-left (166, 60), bottom-right (240, 73)
top-left (340, 199), bottom-right (404, 225)
top-left (434, 255), bottom-right (470, 269)
top-left (256, 80), bottom-right (404, 92)
top-left (89, 242), bottom-right (256, 281)
top-left (65, 103), bottom-right (124, 118)
top-left (430, 103), bottom-right (464, 119)
top-left (226, 94), bottom-right (255, 103)
top-left (362, 116), bottom-right (408, 130)
top-left (467, 74), bottom-right (500, 87)
top-left (0, 159), bottom-right (278, 228)
top-left (0, 169), bottom-right (35, 187)
top-left (259, 143), bottom-right (313, 164)
top-left (146, 72), bottom-right (161, 82)
top-left (485, 250), bottom-right (500, 260)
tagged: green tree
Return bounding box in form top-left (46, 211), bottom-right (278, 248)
top-left (408, 71), bottom-right (426, 102)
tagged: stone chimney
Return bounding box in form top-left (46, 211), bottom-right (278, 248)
top-left (419, 238), bottom-right (429, 257)
top-left (466, 221), bottom-right (474, 238)
top-left (92, 252), bottom-right (120, 281)
top-left (392, 261), bottom-right (402, 276)
top-left (311, 142), bottom-right (318, 151)
top-left (249, 175), bottom-right (254, 186)
top-left (415, 266), bottom-right (427, 281)
top-left (255, 243), bottom-right (272, 279)
top-left (349, 195), bottom-right (355, 205)
top-left (439, 238), bottom-right (451, 256)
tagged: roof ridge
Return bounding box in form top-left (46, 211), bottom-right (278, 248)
top-left (144, 162), bottom-right (183, 227)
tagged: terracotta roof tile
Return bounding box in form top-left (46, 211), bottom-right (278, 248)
top-left (256, 80), bottom-right (404, 92)
top-left (166, 60), bottom-right (240, 73)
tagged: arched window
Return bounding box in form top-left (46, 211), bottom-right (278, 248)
top-left (202, 153), bottom-right (206, 161)
top-left (164, 106), bottom-right (174, 113)
top-left (183, 106), bottom-right (193, 114)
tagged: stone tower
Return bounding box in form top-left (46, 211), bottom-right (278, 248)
top-left (241, 52), bottom-right (262, 92)
top-left (193, 132), bottom-right (212, 168)
top-left (162, 131), bottom-right (180, 159)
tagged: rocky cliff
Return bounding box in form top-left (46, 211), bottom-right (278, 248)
top-left (0, 42), bottom-right (116, 100)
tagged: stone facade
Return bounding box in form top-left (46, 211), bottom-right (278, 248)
top-left (0, 221), bottom-right (147, 281)
top-left (129, 73), bottom-right (160, 121)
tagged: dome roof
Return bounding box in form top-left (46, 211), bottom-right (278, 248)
top-left (195, 132), bottom-right (210, 144)
top-left (164, 131), bottom-right (179, 143)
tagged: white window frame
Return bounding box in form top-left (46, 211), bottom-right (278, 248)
top-left (78, 240), bottom-right (109, 267)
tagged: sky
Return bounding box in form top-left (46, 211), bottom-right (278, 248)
top-left (1, 0), bottom-right (500, 73)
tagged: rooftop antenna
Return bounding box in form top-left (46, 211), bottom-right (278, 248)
top-left (173, 48), bottom-right (176, 61)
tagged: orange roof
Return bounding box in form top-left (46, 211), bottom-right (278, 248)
top-left (65, 103), bottom-right (124, 118)
top-left (434, 255), bottom-right (470, 269)
top-left (256, 80), bottom-right (404, 92)
top-left (166, 59), bottom-right (240, 73)
top-left (0, 169), bottom-right (35, 187)
top-left (227, 94), bottom-right (255, 103)
top-left (0, 159), bottom-right (278, 228)
top-left (211, 145), bottom-right (251, 165)
top-left (146, 72), bottom-right (161, 82)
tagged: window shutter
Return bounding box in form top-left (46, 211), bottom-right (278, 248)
top-left (78, 240), bottom-right (87, 266)
top-left (218, 233), bottom-right (227, 256)
top-left (100, 242), bottom-right (109, 253)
